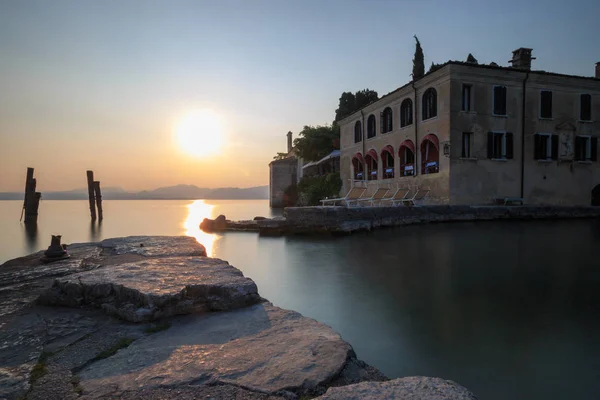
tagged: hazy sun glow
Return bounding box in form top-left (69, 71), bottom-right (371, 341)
top-left (184, 199), bottom-right (219, 256)
top-left (175, 109), bottom-right (224, 158)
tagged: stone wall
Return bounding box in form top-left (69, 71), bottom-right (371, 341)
top-left (283, 205), bottom-right (600, 234)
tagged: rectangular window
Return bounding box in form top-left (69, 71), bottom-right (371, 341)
top-left (575, 136), bottom-right (598, 162)
top-left (580, 94), bottom-right (592, 121)
top-left (493, 86), bottom-right (507, 116)
top-left (462, 85), bottom-right (472, 112)
top-left (487, 132), bottom-right (513, 159)
top-left (534, 133), bottom-right (558, 160)
top-left (540, 90), bottom-right (553, 119)
top-left (461, 132), bottom-right (473, 158)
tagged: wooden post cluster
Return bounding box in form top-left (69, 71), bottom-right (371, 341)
top-left (86, 170), bottom-right (103, 221)
top-left (22, 167), bottom-right (41, 224)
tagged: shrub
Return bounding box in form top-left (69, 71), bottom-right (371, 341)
top-left (297, 173), bottom-right (342, 206)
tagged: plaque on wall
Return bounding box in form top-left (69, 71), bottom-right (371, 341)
top-left (556, 121), bottom-right (576, 161)
top-left (559, 131), bottom-right (574, 160)
top-left (442, 141), bottom-right (450, 157)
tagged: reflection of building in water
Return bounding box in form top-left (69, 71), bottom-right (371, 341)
top-left (338, 48), bottom-right (600, 205)
top-left (184, 200), bottom-right (218, 256)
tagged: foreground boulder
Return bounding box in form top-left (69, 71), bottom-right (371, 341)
top-left (0, 236), bottom-right (391, 399)
top-left (78, 303), bottom-right (357, 397)
top-left (39, 256), bottom-right (260, 322)
top-left (315, 376), bottom-right (478, 400)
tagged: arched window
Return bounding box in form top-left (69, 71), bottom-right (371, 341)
top-left (365, 149), bottom-right (378, 180)
top-left (400, 99), bottom-right (413, 127)
top-left (367, 115), bottom-right (376, 139)
top-left (352, 153), bottom-right (364, 180)
top-left (381, 107), bottom-right (393, 133)
top-left (399, 140), bottom-right (415, 176)
top-left (421, 134), bottom-right (439, 174)
top-left (422, 88), bottom-right (437, 120)
top-left (381, 145), bottom-right (395, 179)
top-left (354, 121), bottom-right (362, 143)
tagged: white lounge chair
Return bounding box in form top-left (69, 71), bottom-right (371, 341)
top-left (380, 187), bottom-right (411, 206)
top-left (356, 188), bottom-right (390, 206)
top-left (320, 186), bottom-right (367, 207)
top-left (403, 188), bottom-right (430, 206)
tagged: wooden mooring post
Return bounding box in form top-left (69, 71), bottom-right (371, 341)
top-left (22, 167), bottom-right (41, 224)
top-left (93, 181), bottom-right (103, 221)
top-left (86, 171), bottom-right (97, 220)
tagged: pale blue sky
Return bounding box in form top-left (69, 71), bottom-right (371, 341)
top-left (1, 0), bottom-right (598, 191)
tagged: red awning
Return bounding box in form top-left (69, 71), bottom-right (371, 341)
top-left (422, 134), bottom-right (439, 150)
top-left (365, 149), bottom-right (378, 160)
top-left (381, 145), bottom-right (394, 157)
top-left (399, 140), bottom-right (415, 154)
top-left (352, 152), bottom-right (364, 163)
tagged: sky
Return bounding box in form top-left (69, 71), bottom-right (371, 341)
top-left (1, 0), bottom-right (599, 192)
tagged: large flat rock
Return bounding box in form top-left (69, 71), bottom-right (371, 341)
top-left (39, 256), bottom-right (260, 322)
top-left (315, 376), bottom-right (478, 400)
top-left (99, 236), bottom-right (207, 257)
top-left (78, 303), bottom-right (353, 397)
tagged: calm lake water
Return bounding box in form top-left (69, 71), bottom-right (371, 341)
top-left (1, 199), bottom-right (599, 400)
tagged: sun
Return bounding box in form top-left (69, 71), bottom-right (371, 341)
top-left (174, 109), bottom-right (223, 157)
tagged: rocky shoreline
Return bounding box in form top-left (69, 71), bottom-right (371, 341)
top-left (0, 236), bottom-right (477, 399)
top-left (200, 205), bottom-right (600, 237)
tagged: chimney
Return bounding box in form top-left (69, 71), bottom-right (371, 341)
top-left (509, 48), bottom-right (535, 70)
top-left (596, 62), bottom-right (600, 78)
top-left (286, 131), bottom-right (292, 153)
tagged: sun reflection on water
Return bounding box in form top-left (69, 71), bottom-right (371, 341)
top-left (184, 200), bottom-right (218, 256)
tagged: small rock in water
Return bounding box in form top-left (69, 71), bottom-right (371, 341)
top-left (214, 215), bottom-right (227, 231)
top-left (200, 215), bottom-right (227, 232)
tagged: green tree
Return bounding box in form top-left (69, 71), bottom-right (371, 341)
top-left (293, 125), bottom-right (338, 162)
top-left (354, 89), bottom-right (379, 111)
top-left (412, 35), bottom-right (425, 80)
top-left (334, 89), bottom-right (378, 123)
top-left (297, 173), bottom-right (342, 206)
top-left (334, 92), bottom-right (356, 123)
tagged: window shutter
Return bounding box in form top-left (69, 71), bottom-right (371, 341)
top-left (501, 87), bottom-right (507, 115)
top-left (592, 137), bottom-right (598, 162)
top-left (551, 135), bottom-right (559, 160)
top-left (534, 134), bottom-right (541, 160)
top-left (493, 87), bottom-right (499, 114)
top-left (575, 136), bottom-right (583, 161)
top-left (461, 134), bottom-right (466, 158)
top-left (487, 132), bottom-right (493, 159)
top-left (380, 113), bottom-right (383, 133)
top-left (506, 133), bottom-right (514, 159)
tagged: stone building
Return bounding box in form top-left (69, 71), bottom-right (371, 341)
top-left (269, 132), bottom-right (304, 207)
top-left (338, 48), bottom-right (600, 205)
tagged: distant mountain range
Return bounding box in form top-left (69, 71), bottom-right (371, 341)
top-left (0, 184), bottom-right (269, 200)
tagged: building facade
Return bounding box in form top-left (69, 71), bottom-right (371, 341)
top-left (339, 49), bottom-right (600, 205)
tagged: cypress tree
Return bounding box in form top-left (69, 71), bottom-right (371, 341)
top-left (412, 35), bottom-right (425, 80)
